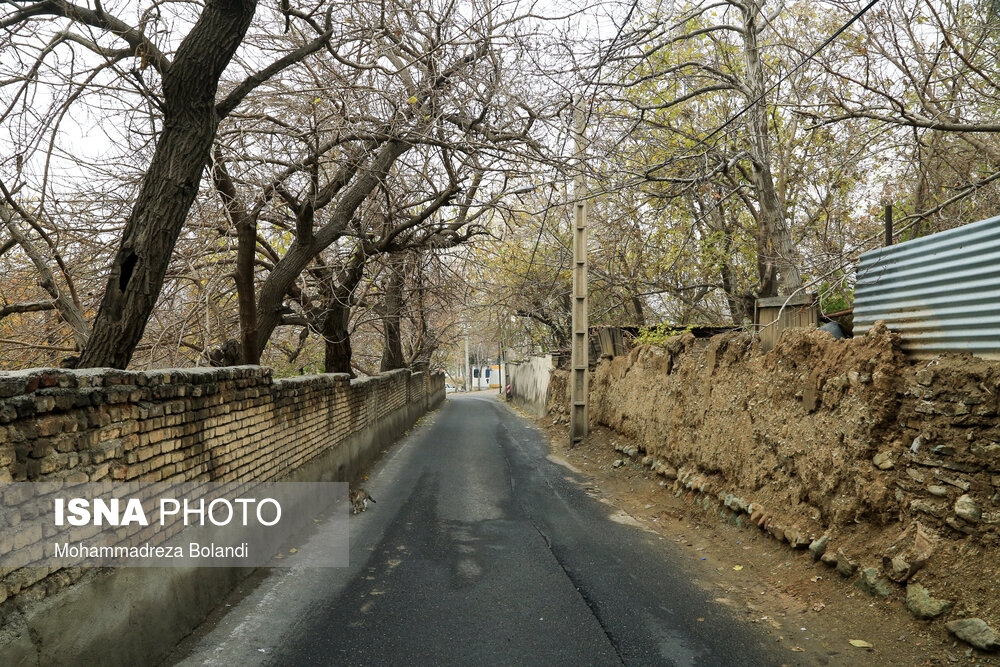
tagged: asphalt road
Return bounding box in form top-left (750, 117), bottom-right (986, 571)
top-left (172, 394), bottom-right (783, 667)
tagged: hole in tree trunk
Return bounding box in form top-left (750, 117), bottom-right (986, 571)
top-left (119, 251), bottom-right (138, 292)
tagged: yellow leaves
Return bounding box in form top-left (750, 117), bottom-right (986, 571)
top-left (135, 44), bottom-right (149, 71)
top-left (269, 229), bottom-right (294, 256)
top-left (408, 96), bottom-right (418, 105)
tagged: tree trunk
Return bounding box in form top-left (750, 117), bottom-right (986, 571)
top-left (708, 197), bottom-right (748, 324)
top-left (0, 206), bottom-right (90, 348)
top-left (321, 250), bottom-right (367, 376)
top-left (379, 255), bottom-right (406, 372)
top-left (741, 1), bottom-right (802, 297)
top-left (406, 253), bottom-right (436, 366)
top-left (630, 295), bottom-right (645, 327)
top-left (253, 139), bottom-right (412, 359)
top-left (212, 151), bottom-right (259, 364)
top-left (322, 300), bottom-right (354, 375)
top-left (78, 0), bottom-right (256, 369)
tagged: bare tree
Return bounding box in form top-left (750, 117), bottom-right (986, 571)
top-left (809, 0), bottom-right (1000, 232)
top-left (199, 0), bottom-right (551, 366)
top-left (1, 0), bottom-right (342, 368)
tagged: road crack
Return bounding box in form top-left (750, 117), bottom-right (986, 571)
top-left (496, 419), bottom-right (627, 667)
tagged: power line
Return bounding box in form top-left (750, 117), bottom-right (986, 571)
top-left (502, 1), bottom-right (886, 330)
top-left (646, 0), bottom-right (883, 177)
top-left (584, 0), bottom-right (642, 101)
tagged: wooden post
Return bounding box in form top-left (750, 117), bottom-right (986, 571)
top-left (884, 203), bottom-right (893, 246)
top-left (569, 96), bottom-right (588, 446)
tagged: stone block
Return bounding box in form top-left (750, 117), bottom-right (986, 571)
top-left (906, 583), bottom-right (953, 619)
top-left (946, 618), bottom-right (999, 651)
top-left (857, 567), bottom-right (893, 597)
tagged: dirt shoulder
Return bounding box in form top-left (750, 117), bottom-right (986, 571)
top-left (513, 398), bottom-right (997, 667)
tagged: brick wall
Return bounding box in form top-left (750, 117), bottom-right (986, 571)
top-left (0, 366), bottom-right (445, 614)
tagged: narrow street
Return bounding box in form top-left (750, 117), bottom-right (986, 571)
top-left (170, 394), bottom-right (785, 666)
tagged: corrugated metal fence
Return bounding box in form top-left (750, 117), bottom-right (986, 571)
top-left (854, 214), bottom-right (1000, 359)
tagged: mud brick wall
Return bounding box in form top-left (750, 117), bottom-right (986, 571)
top-left (0, 365), bottom-right (443, 615)
top-left (550, 322), bottom-right (1000, 630)
top-left (578, 324), bottom-right (1000, 537)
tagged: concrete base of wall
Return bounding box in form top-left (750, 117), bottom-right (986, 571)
top-left (0, 387), bottom-right (445, 667)
top-left (0, 566), bottom-right (254, 667)
top-left (510, 395), bottom-right (546, 417)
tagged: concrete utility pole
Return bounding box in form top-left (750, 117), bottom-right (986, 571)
top-left (464, 335), bottom-right (470, 393)
top-left (569, 95), bottom-right (589, 446)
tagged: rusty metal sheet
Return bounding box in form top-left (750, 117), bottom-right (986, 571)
top-left (854, 214), bottom-right (1000, 359)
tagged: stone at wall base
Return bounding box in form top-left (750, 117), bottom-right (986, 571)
top-left (905, 583), bottom-right (953, 619)
top-left (946, 618), bottom-right (999, 651)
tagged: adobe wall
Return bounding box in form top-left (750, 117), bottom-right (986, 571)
top-left (550, 324), bottom-right (1000, 640)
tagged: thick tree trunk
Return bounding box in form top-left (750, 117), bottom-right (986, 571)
top-left (741, 1), bottom-right (802, 298)
top-left (234, 203), bottom-right (259, 365)
top-left (78, 0), bottom-right (256, 369)
top-left (321, 251), bottom-right (367, 376)
top-left (379, 256), bottom-right (406, 372)
top-left (322, 300), bottom-right (354, 375)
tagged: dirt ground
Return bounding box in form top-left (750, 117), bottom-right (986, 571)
top-left (518, 401), bottom-right (998, 667)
